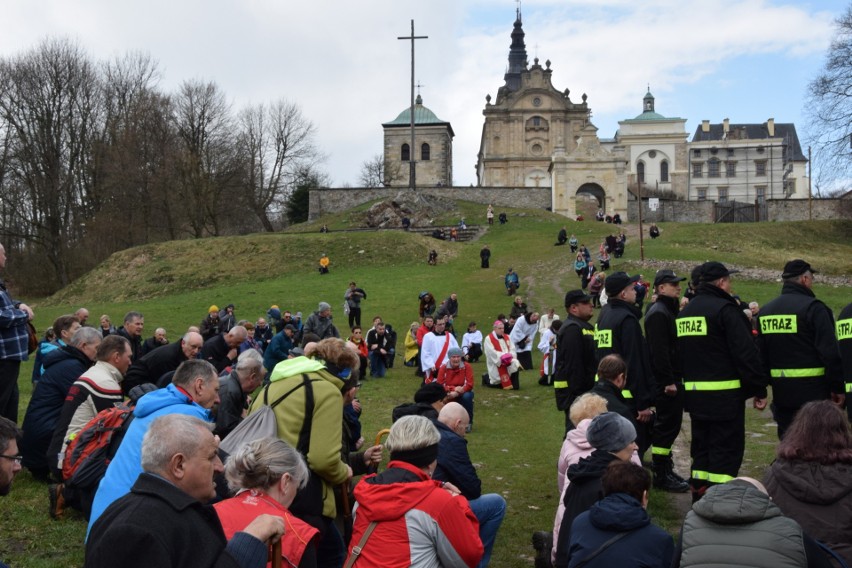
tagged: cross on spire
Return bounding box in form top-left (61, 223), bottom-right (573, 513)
top-left (416, 81), bottom-right (425, 97)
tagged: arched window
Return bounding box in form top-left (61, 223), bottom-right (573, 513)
top-left (401, 143), bottom-right (410, 161)
top-left (660, 160), bottom-right (669, 182)
top-left (421, 143), bottom-right (430, 161)
top-left (637, 161), bottom-right (645, 184)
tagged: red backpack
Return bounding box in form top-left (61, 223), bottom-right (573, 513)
top-left (62, 403), bottom-right (135, 488)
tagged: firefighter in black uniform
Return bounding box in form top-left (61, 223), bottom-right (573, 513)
top-left (553, 290), bottom-right (596, 433)
top-left (757, 259), bottom-right (845, 439)
top-left (644, 269), bottom-right (689, 492)
top-left (676, 261), bottom-right (768, 502)
top-left (837, 302), bottom-right (852, 421)
top-left (595, 271), bottom-right (656, 458)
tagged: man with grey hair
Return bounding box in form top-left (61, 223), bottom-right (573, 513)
top-left (89, 359), bottom-right (221, 531)
top-left (303, 302), bottom-right (340, 340)
top-left (116, 311), bottom-right (144, 363)
top-left (216, 349), bottom-right (264, 439)
top-left (124, 330), bottom-right (204, 393)
top-left (0, 242), bottom-right (35, 423)
top-left (86, 414), bottom-right (284, 568)
top-left (20, 326), bottom-right (100, 479)
top-left (757, 259), bottom-right (844, 439)
top-left (141, 327), bottom-right (168, 356)
top-left (201, 325), bottom-right (247, 373)
top-left (74, 308), bottom-right (90, 327)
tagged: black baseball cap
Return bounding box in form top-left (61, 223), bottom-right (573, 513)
top-left (604, 271), bottom-right (641, 296)
top-left (654, 269), bottom-right (687, 288)
top-left (699, 261), bottom-right (740, 283)
top-left (781, 259), bottom-right (817, 279)
top-left (564, 290), bottom-right (592, 308)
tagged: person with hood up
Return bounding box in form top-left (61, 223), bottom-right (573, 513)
top-left (566, 461), bottom-right (673, 568)
top-left (346, 415), bottom-right (483, 567)
top-left (553, 412), bottom-right (638, 568)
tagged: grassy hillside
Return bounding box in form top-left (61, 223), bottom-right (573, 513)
top-left (2, 206), bottom-right (850, 567)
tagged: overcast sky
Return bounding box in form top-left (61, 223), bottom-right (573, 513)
top-left (2, 0), bottom-right (846, 187)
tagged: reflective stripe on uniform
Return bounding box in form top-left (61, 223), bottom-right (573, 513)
top-left (622, 389), bottom-right (633, 399)
top-left (837, 318), bottom-right (852, 340)
top-left (691, 470), bottom-right (735, 484)
top-left (770, 367), bottom-right (825, 378)
top-left (651, 446), bottom-right (672, 456)
top-left (846, 383), bottom-right (852, 393)
top-left (553, 381), bottom-right (568, 389)
top-left (683, 380), bottom-right (741, 391)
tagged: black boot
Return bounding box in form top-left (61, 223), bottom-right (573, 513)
top-left (652, 460), bottom-right (689, 493)
top-left (532, 531), bottom-right (553, 568)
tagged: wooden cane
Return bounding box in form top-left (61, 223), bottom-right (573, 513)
top-left (270, 539), bottom-right (282, 568)
top-left (368, 428), bottom-right (391, 474)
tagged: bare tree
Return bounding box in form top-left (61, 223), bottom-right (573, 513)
top-left (236, 99), bottom-right (319, 231)
top-left (806, 5), bottom-right (852, 193)
top-left (358, 153), bottom-right (402, 187)
top-left (172, 79), bottom-right (236, 237)
top-left (0, 38), bottom-right (102, 287)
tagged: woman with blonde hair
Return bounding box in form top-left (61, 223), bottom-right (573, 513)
top-left (215, 438), bottom-right (319, 567)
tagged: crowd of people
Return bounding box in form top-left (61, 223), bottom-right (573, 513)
top-left (1, 228), bottom-right (851, 568)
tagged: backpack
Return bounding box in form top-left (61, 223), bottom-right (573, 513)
top-left (62, 403), bottom-right (135, 489)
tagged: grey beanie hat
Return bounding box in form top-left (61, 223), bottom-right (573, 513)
top-left (586, 412), bottom-right (636, 453)
top-left (318, 301), bottom-right (331, 312)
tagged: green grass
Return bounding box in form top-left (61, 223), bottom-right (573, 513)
top-left (2, 210), bottom-right (851, 567)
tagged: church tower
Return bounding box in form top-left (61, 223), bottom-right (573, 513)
top-left (382, 94), bottom-right (454, 187)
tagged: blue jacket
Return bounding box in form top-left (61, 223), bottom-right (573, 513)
top-left (568, 493), bottom-right (673, 568)
top-left (432, 420), bottom-right (481, 501)
top-left (263, 331), bottom-right (293, 374)
top-left (87, 384), bottom-right (212, 534)
top-left (20, 346), bottom-right (93, 472)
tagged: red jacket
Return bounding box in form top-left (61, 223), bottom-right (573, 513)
top-left (348, 460), bottom-right (483, 567)
top-left (436, 361), bottom-right (473, 393)
top-left (214, 491), bottom-right (318, 568)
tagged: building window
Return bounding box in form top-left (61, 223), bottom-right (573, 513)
top-left (637, 161), bottom-right (645, 184)
top-left (708, 158), bottom-right (721, 178)
top-left (697, 188), bottom-right (707, 200)
top-left (726, 161), bottom-right (736, 177)
top-left (401, 144), bottom-right (410, 161)
top-left (727, 148), bottom-right (735, 156)
top-left (694, 149), bottom-right (702, 157)
top-left (533, 116), bottom-right (541, 127)
top-left (718, 187), bottom-right (728, 203)
top-left (421, 143), bottom-right (430, 161)
top-left (755, 160), bottom-right (767, 176)
top-left (756, 186), bottom-right (766, 204)
top-left (784, 179), bottom-right (796, 196)
top-left (526, 115), bottom-right (549, 130)
top-left (692, 162), bottom-right (703, 178)
top-left (660, 160), bottom-right (669, 182)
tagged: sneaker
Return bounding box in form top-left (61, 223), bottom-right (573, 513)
top-left (49, 483), bottom-right (65, 520)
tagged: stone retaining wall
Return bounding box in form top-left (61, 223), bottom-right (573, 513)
top-left (628, 198), bottom-right (849, 223)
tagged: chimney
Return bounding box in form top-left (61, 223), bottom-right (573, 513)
top-left (701, 120), bottom-right (710, 133)
top-left (723, 118), bottom-right (729, 133)
top-left (767, 118), bottom-right (775, 137)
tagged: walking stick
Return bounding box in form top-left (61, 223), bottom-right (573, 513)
top-left (369, 429), bottom-right (391, 474)
top-left (270, 539), bottom-right (282, 568)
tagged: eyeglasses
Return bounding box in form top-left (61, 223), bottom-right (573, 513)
top-left (0, 454), bottom-right (22, 465)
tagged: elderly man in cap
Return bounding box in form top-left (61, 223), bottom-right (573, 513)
top-left (757, 259), bottom-right (844, 439)
top-left (594, 272), bottom-right (656, 458)
top-left (303, 302), bottom-right (340, 340)
top-left (436, 347), bottom-right (475, 430)
top-left (553, 412), bottom-right (638, 568)
top-left (553, 290), bottom-right (596, 433)
top-left (677, 262), bottom-right (768, 503)
top-left (645, 269), bottom-right (690, 492)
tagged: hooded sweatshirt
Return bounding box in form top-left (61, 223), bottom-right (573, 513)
top-left (567, 493), bottom-right (673, 568)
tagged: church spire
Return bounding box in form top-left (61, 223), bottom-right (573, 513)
top-left (503, 5), bottom-right (528, 92)
top-left (643, 85), bottom-right (655, 113)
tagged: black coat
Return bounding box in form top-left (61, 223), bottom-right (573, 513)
top-left (85, 473), bottom-right (267, 568)
top-left (20, 346), bottom-right (93, 472)
top-left (124, 341), bottom-right (188, 395)
top-left (432, 420), bottom-right (481, 501)
top-left (116, 327), bottom-right (143, 363)
top-left (216, 372), bottom-right (246, 439)
top-left (201, 334), bottom-right (235, 373)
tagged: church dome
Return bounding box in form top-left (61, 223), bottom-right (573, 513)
top-left (384, 95), bottom-right (448, 125)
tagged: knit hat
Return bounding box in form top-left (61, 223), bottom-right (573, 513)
top-left (586, 412), bottom-right (636, 453)
top-left (318, 302), bottom-right (331, 312)
top-left (447, 347), bottom-right (464, 357)
top-left (414, 382), bottom-right (446, 405)
top-left (208, 305), bottom-right (219, 314)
